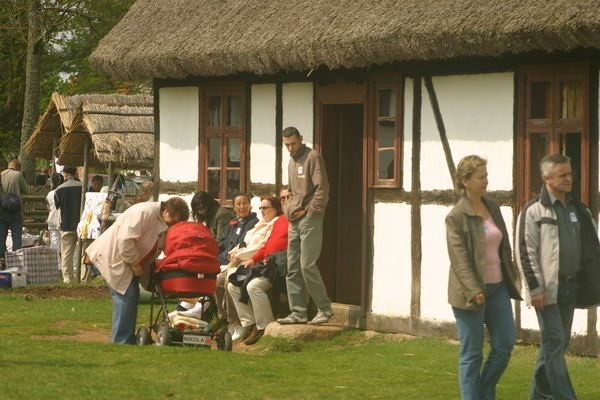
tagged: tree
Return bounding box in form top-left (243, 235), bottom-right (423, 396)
top-left (0, 0), bottom-right (137, 181)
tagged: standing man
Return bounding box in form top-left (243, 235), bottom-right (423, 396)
top-left (54, 166), bottom-right (82, 283)
top-left (86, 197), bottom-right (189, 344)
top-left (516, 154), bottom-right (600, 400)
top-left (0, 159), bottom-right (28, 267)
top-left (278, 126), bottom-right (333, 325)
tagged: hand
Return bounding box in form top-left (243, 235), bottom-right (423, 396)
top-left (229, 255), bottom-right (240, 264)
top-left (473, 293), bottom-right (485, 305)
top-left (243, 259), bottom-right (256, 268)
top-left (132, 263), bottom-right (143, 276)
top-left (531, 293), bottom-right (546, 310)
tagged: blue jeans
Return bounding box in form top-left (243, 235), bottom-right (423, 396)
top-left (452, 282), bottom-right (516, 400)
top-left (0, 213), bottom-right (23, 259)
top-left (109, 276), bottom-right (140, 345)
top-left (530, 280), bottom-right (577, 400)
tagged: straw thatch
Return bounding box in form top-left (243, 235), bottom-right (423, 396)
top-left (90, 0), bottom-right (600, 80)
top-left (58, 103), bottom-right (154, 168)
top-left (25, 92), bottom-right (153, 161)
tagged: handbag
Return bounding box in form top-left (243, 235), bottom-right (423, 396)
top-left (0, 180), bottom-right (21, 213)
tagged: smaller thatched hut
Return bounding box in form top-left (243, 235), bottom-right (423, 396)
top-left (25, 92), bottom-right (153, 167)
top-left (59, 103), bottom-right (154, 168)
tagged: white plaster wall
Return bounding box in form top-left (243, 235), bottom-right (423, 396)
top-left (250, 84), bottom-right (277, 184)
top-left (159, 87), bottom-right (199, 182)
top-left (371, 203), bottom-right (412, 316)
top-left (403, 74), bottom-right (514, 191)
top-left (281, 82), bottom-right (313, 184)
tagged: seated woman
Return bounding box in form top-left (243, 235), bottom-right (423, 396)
top-left (202, 194), bottom-right (259, 334)
top-left (227, 195), bottom-right (288, 345)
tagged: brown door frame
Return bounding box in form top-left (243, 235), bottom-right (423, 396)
top-left (314, 81), bottom-right (369, 317)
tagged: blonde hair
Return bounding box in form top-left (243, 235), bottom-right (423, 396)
top-left (455, 155), bottom-right (487, 192)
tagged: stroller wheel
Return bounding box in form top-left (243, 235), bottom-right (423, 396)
top-left (157, 323), bottom-right (172, 346)
top-left (136, 326), bottom-right (152, 346)
top-left (223, 332), bottom-right (233, 352)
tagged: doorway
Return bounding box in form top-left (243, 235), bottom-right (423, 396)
top-left (319, 103), bottom-right (364, 305)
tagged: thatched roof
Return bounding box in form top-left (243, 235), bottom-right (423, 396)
top-left (25, 93), bottom-right (152, 159)
top-left (90, 0), bottom-right (600, 80)
top-left (58, 103), bottom-right (154, 168)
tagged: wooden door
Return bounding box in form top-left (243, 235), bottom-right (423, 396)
top-left (319, 103), bottom-right (363, 305)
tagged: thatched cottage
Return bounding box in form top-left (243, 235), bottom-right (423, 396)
top-left (90, 0), bottom-right (600, 351)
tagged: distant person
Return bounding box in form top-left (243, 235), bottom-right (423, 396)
top-left (279, 185), bottom-right (290, 208)
top-left (278, 126), bottom-right (333, 325)
top-left (445, 155), bottom-right (521, 399)
top-left (0, 159), bottom-right (28, 266)
top-left (516, 154), bottom-right (600, 399)
top-left (86, 197), bottom-right (190, 344)
top-left (88, 175), bottom-right (103, 192)
top-left (35, 167), bottom-right (50, 186)
top-left (54, 166), bottom-right (82, 283)
top-left (46, 173), bottom-right (65, 249)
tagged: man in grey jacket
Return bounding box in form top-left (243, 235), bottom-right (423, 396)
top-left (0, 159), bottom-right (28, 266)
top-left (278, 126), bottom-right (333, 325)
top-left (516, 154), bottom-right (600, 400)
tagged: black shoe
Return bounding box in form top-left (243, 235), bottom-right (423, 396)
top-left (244, 329), bottom-right (264, 345)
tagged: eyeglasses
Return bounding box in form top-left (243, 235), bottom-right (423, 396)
top-left (258, 206), bottom-right (273, 210)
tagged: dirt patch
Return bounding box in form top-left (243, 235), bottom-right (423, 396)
top-left (0, 285), bottom-right (110, 299)
top-left (33, 328), bottom-right (112, 343)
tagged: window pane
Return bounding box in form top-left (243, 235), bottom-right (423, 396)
top-left (378, 149), bottom-right (394, 180)
top-left (208, 96), bottom-right (221, 126)
top-left (227, 138), bottom-right (241, 167)
top-left (227, 170), bottom-right (240, 199)
top-left (228, 95), bottom-right (242, 127)
top-left (378, 88), bottom-right (395, 118)
top-left (207, 170), bottom-right (220, 199)
top-left (528, 133), bottom-right (551, 198)
top-left (559, 80), bottom-right (583, 119)
top-left (560, 132), bottom-right (581, 198)
top-left (377, 120), bottom-right (395, 148)
top-left (530, 81), bottom-right (551, 119)
top-left (208, 138), bottom-right (221, 167)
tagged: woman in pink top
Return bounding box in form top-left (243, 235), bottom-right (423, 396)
top-left (445, 155), bottom-right (521, 400)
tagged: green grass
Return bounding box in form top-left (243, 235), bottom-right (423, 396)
top-left (0, 291), bottom-right (599, 399)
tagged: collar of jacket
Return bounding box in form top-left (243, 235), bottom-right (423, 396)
top-left (291, 144), bottom-right (308, 161)
top-left (454, 194), bottom-right (498, 217)
top-left (539, 184), bottom-right (577, 207)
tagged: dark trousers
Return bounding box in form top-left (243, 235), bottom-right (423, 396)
top-left (0, 213), bottom-right (23, 261)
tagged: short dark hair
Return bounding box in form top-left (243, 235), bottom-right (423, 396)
top-left (161, 197), bottom-right (190, 222)
top-left (191, 191), bottom-right (219, 222)
top-left (234, 193), bottom-right (252, 203)
top-left (282, 126), bottom-right (300, 138)
top-left (262, 195), bottom-right (283, 216)
top-left (63, 166), bottom-right (77, 175)
top-left (92, 175), bottom-right (103, 183)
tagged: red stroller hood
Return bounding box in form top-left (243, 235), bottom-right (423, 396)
top-left (158, 221), bottom-right (220, 274)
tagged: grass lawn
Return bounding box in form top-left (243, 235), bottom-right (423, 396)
top-left (0, 287), bottom-right (599, 399)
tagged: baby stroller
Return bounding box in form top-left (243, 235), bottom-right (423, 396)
top-left (136, 222), bottom-right (232, 351)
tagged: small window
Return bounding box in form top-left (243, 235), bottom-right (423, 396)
top-left (369, 75), bottom-right (403, 188)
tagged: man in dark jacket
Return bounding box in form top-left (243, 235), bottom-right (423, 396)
top-left (0, 159), bottom-right (28, 266)
top-left (516, 154), bottom-right (600, 400)
top-left (54, 166), bottom-right (82, 283)
top-left (278, 126), bottom-right (333, 325)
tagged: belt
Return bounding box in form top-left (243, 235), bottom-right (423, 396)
top-left (559, 274), bottom-right (578, 283)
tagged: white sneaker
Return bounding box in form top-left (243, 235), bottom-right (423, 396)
top-left (177, 302), bottom-right (204, 319)
top-left (232, 324), bottom-right (254, 342)
top-left (308, 310), bottom-right (334, 325)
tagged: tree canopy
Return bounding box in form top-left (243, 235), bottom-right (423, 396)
top-left (0, 0), bottom-right (141, 166)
